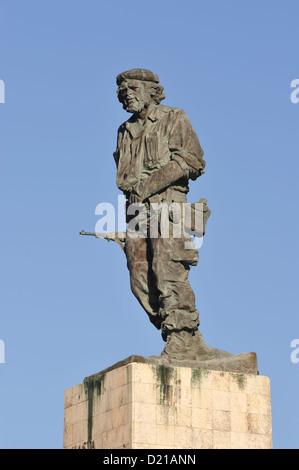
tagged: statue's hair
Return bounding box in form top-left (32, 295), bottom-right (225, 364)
top-left (147, 83), bottom-right (165, 104)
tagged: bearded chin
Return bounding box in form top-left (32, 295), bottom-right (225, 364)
top-left (124, 99), bottom-right (150, 114)
top-left (139, 101), bottom-right (151, 113)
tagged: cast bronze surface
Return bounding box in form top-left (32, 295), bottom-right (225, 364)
top-left (81, 68), bottom-right (258, 374)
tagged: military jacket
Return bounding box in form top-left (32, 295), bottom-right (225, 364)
top-left (113, 104), bottom-right (205, 198)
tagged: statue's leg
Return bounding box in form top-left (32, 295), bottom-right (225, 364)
top-left (145, 203), bottom-right (257, 372)
top-left (125, 230), bottom-right (161, 330)
top-left (151, 228), bottom-right (233, 361)
top-left (150, 233), bottom-right (199, 338)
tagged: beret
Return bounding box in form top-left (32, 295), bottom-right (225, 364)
top-left (116, 68), bottom-right (160, 86)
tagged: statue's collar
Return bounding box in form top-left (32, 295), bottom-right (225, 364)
top-left (125, 105), bottom-right (159, 127)
top-left (124, 105), bottom-right (159, 138)
top-left (147, 105), bottom-right (159, 122)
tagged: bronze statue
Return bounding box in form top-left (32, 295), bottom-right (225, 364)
top-left (81, 69), bottom-right (257, 373)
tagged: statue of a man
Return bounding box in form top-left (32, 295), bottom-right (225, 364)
top-left (113, 68), bottom-right (257, 371)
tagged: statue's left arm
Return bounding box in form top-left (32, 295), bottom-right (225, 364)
top-left (133, 110), bottom-right (205, 201)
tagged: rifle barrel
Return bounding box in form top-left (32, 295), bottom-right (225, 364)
top-left (80, 231), bottom-right (96, 236)
top-left (79, 230), bottom-right (126, 252)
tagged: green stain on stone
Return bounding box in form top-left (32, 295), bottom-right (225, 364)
top-left (191, 368), bottom-right (210, 387)
top-left (154, 365), bottom-right (174, 384)
top-left (152, 365), bottom-right (174, 406)
top-left (159, 384), bottom-right (172, 405)
top-left (232, 373), bottom-right (246, 390)
top-left (84, 374), bottom-right (105, 442)
top-left (126, 365), bottom-right (132, 385)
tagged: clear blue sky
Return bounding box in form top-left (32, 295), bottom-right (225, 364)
top-left (0, 0), bottom-right (298, 449)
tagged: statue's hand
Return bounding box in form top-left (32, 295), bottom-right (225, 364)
top-left (131, 180), bottom-right (147, 202)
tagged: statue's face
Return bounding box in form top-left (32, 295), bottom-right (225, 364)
top-left (117, 79), bottom-right (152, 114)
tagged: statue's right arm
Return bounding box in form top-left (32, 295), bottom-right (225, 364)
top-left (132, 160), bottom-right (186, 202)
top-left (132, 110), bottom-right (205, 202)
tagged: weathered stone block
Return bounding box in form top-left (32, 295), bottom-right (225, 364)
top-left (63, 356), bottom-right (272, 449)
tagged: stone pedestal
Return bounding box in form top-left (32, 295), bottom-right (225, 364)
top-left (63, 356), bottom-right (272, 449)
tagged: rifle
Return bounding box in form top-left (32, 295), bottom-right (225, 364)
top-left (80, 230), bottom-right (126, 253)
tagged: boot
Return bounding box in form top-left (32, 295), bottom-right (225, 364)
top-left (158, 328), bottom-right (258, 374)
top-left (161, 329), bottom-right (233, 362)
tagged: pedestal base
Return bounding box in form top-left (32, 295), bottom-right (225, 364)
top-left (63, 356), bottom-right (272, 449)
